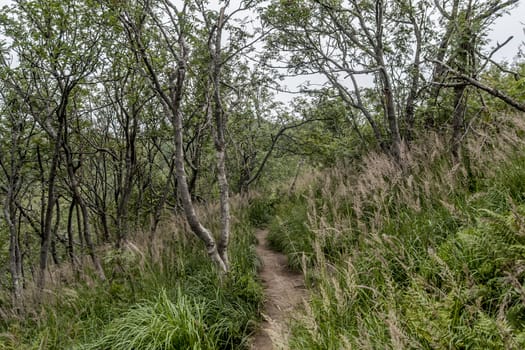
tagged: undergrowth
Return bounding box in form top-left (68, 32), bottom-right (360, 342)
top-left (0, 203), bottom-right (263, 350)
top-left (4, 115), bottom-right (525, 349)
top-left (266, 119), bottom-right (525, 349)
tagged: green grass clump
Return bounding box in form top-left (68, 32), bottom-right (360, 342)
top-left (80, 289), bottom-right (218, 350)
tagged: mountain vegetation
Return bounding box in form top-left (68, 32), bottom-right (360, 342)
top-left (0, 0), bottom-right (524, 349)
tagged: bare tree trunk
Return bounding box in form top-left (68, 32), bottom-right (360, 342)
top-left (23, 225), bottom-right (34, 282)
top-left (211, 7), bottom-right (231, 270)
top-left (63, 140), bottom-right (106, 281)
top-left (1, 118), bottom-right (24, 305)
top-left (379, 65), bottom-right (402, 160)
top-left (75, 201), bottom-right (84, 251)
top-left (119, 4), bottom-right (227, 271)
top-left (95, 153), bottom-right (111, 242)
top-left (78, 194), bottom-right (106, 280)
top-left (116, 108), bottom-right (138, 247)
top-left (37, 124), bottom-right (62, 290)
top-left (51, 200), bottom-right (61, 265)
top-left (67, 199), bottom-right (78, 274)
top-left (170, 57), bottom-right (227, 271)
top-left (375, 0), bottom-right (401, 160)
top-left (4, 181), bottom-right (23, 305)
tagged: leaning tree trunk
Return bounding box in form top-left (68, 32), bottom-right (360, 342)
top-left (120, 7), bottom-right (228, 272)
top-left (170, 67), bottom-right (227, 272)
top-left (168, 41), bottom-right (227, 272)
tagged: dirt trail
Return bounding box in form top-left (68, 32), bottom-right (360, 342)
top-left (250, 229), bottom-right (307, 350)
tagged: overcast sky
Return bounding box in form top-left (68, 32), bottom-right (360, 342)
top-left (489, 1), bottom-right (525, 61)
top-left (1, 0), bottom-right (522, 53)
top-left (0, 0), bottom-right (523, 100)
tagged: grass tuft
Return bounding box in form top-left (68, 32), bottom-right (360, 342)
top-left (79, 289), bottom-right (218, 350)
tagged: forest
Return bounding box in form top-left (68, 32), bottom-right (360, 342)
top-left (1, 0), bottom-right (525, 348)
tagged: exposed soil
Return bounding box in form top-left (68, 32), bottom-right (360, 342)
top-left (250, 229), bottom-right (307, 350)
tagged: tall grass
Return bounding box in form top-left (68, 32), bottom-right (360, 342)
top-left (267, 116), bottom-right (525, 349)
top-left (79, 289), bottom-right (219, 350)
top-left (0, 197), bottom-right (263, 349)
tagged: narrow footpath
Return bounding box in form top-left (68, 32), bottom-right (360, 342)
top-left (250, 229), bottom-right (307, 350)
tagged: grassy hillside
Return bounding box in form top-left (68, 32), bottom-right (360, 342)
top-left (3, 116), bottom-right (525, 349)
top-left (256, 116), bottom-right (525, 349)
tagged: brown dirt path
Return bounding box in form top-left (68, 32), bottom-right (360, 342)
top-left (250, 229), bottom-right (307, 350)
